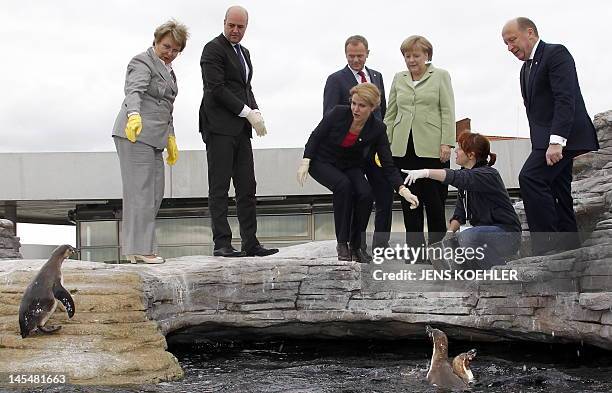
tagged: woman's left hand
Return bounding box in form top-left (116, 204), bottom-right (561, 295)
top-left (439, 145), bottom-right (451, 163)
top-left (398, 186), bottom-right (419, 209)
top-left (166, 135), bottom-right (179, 166)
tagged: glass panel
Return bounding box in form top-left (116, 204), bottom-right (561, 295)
top-left (391, 209), bottom-right (405, 232)
top-left (155, 217), bottom-right (211, 245)
top-left (81, 247), bottom-right (119, 263)
top-left (313, 212), bottom-right (335, 241)
top-left (80, 221), bottom-right (118, 247)
top-left (256, 215), bottom-right (310, 239)
top-left (228, 216), bottom-right (240, 241)
top-left (158, 245), bottom-right (212, 259)
top-left (255, 241), bottom-right (307, 250)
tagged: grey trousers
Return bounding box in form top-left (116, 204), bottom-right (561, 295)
top-left (114, 137), bottom-right (164, 255)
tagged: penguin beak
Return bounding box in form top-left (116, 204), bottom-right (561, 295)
top-left (66, 246), bottom-right (76, 258)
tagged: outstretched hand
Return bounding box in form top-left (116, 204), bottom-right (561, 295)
top-left (401, 169), bottom-right (429, 186)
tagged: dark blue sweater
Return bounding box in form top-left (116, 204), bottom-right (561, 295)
top-left (443, 164), bottom-right (521, 232)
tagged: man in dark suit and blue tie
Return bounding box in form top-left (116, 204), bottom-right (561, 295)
top-left (323, 35), bottom-right (394, 251)
top-left (199, 6), bottom-right (278, 258)
top-left (502, 17), bottom-right (599, 254)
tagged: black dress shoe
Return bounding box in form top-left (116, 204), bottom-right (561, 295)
top-left (351, 247), bottom-right (373, 263)
top-left (244, 244), bottom-right (279, 257)
top-left (336, 242), bottom-right (351, 261)
top-left (213, 246), bottom-right (245, 257)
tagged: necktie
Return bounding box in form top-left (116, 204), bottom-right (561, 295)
top-left (234, 44), bottom-right (246, 79)
top-left (523, 59), bottom-right (533, 94)
top-left (357, 70), bottom-right (367, 83)
top-left (170, 69), bottom-right (176, 83)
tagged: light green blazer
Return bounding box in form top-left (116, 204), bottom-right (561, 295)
top-left (384, 64), bottom-right (455, 158)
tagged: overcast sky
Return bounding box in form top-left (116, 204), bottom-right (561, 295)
top-left (2, 0), bottom-right (611, 154)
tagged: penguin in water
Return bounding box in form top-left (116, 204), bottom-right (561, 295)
top-left (452, 349), bottom-right (477, 385)
top-left (18, 245), bottom-right (76, 338)
top-left (426, 325), bottom-right (470, 391)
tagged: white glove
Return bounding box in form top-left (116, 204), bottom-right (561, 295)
top-left (297, 158), bottom-right (311, 187)
top-left (401, 169), bottom-right (429, 186)
top-left (246, 109), bottom-right (267, 137)
top-left (399, 186), bottom-right (419, 209)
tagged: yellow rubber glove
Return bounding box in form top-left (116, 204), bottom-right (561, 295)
top-left (166, 135), bottom-right (179, 166)
top-left (124, 114), bottom-right (142, 143)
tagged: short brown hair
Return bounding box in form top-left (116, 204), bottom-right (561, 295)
top-left (400, 35), bottom-right (433, 60)
top-left (154, 19), bottom-right (190, 51)
top-left (349, 82), bottom-right (381, 109)
top-left (457, 132), bottom-right (497, 166)
top-left (345, 35), bottom-right (369, 51)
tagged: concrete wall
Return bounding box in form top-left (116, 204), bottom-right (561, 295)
top-left (0, 140), bottom-right (530, 201)
top-left (20, 244), bottom-right (58, 259)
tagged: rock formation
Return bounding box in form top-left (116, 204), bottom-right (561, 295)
top-left (0, 220), bottom-right (21, 260)
top-left (0, 260), bottom-right (183, 385)
top-left (0, 111), bottom-right (610, 385)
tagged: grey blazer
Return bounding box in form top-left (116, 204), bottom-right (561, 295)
top-left (112, 47), bottom-right (178, 149)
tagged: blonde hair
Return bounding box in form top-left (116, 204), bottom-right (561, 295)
top-left (349, 82), bottom-right (381, 108)
top-left (153, 19), bottom-right (190, 51)
top-left (400, 35), bottom-right (433, 60)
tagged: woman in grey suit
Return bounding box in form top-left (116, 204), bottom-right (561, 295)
top-left (112, 20), bottom-right (189, 264)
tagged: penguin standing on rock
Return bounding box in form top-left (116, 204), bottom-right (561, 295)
top-left (18, 245), bottom-right (76, 338)
top-left (425, 325), bottom-right (470, 391)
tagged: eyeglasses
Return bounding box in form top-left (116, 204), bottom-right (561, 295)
top-left (159, 43), bottom-right (181, 56)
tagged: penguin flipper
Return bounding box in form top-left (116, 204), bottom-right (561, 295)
top-left (53, 284), bottom-right (75, 318)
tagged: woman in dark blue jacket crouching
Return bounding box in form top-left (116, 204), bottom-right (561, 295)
top-left (297, 83), bottom-right (419, 263)
top-left (403, 132), bottom-right (521, 269)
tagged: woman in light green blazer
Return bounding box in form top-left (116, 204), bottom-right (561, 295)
top-left (384, 35), bottom-right (456, 258)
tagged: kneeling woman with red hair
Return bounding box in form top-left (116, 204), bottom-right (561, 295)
top-left (403, 132), bottom-right (521, 269)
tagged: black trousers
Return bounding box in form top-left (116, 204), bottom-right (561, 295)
top-left (363, 158), bottom-right (394, 248)
top-left (309, 161), bottom-right (374, 249)
top-left (394, 134), bottom-right (448, 249)
top-left (205, 132), bottom-right (259, 251)
top-left (519, 149), bottom-right (579, 253)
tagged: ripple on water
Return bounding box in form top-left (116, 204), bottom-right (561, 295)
top-left (24, 339), bottom-right (612, 393)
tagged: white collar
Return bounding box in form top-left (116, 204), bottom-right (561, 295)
top-left (349, 66), bottom-right (369, 78)
top-left (528, 39), bottom-right (541, 61)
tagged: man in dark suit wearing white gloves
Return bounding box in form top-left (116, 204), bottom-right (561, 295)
top-left (199, 6), bottom-right (278, 257)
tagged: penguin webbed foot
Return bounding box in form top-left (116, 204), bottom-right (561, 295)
top-left (38, 324), bottom-right (62, 334)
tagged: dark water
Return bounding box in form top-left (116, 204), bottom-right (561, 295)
top-left (8, 339), bottom-right (612, 392)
